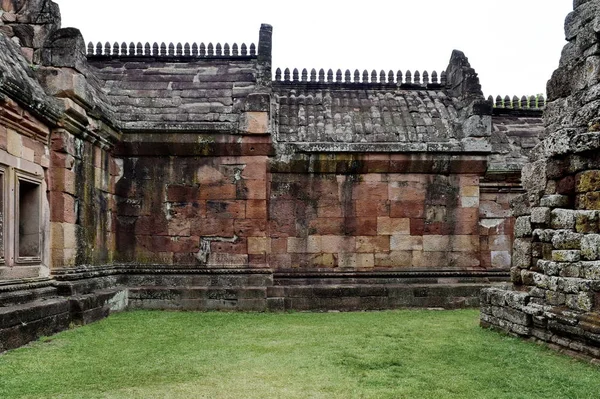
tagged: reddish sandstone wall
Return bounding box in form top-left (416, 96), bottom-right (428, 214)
top-left (114, 145), bottom-right (270, 267)
top-left (268, 169), bottom-right (483, 270)
top-left (113, 150), bottom-right (516, 272)
top-left (49, 129), bottom-right (120, 267)
top-left (0, 97), bottom-right (52, 279)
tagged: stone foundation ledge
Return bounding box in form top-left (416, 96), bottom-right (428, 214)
top-left (480, 286), bottom-right (600, 360)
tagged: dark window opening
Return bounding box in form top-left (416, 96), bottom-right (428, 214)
top-left (18, 179), bottom-right (40, 259)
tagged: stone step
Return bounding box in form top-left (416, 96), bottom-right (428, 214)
top-left (0, 279), bottom-right (58, 307)
top-left (127, 286), bottom-right (268, 311)
top-left (0, 297), bottom-right (71, 353)
top-left (267, 283), bottom-right (487, 311)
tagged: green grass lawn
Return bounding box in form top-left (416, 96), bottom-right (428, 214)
top-left (1, 309), bottom-right (599, 399)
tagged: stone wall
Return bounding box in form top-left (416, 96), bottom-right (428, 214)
top-left (268, 158), bottom-right (485, 270)
top-left (480, 0), bottom-right (600, 360)
top-left (0, 31), bottom-right (58, 279)
top-left (0, 0), bottom-right (550, 352)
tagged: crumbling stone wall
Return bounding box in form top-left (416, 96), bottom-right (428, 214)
top-left (480, 0), bottom-right (600, 360)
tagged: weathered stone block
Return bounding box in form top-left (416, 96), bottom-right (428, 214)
top-left (510, 194), bottom-right (530, 217)
top-left (514, 216), bottom-right (532, 238)
top-left (575, 210), bottom-right (599, 233)
top-left (576, 170), bottom-right (600, 193)
top-left (581, 234), bottom-right (600, 260)
top-left (513, 238), bottom-right (532, 268)
top-left (423, 235), bottom-right (450, 252)
top-left (566, 292), bottom-right (594, 311)
top-left (533, 229), bottom-right (554, 243)
top-left (552, 250), bottom-right (581, 262)
top-left (550, 209), bottom-right (576, 229)
top-left (541, 195), bottom-right (570, 208)
top-left (577, 192), bottom-right (600, 210)
top-left (538, 260), bottom-right (560, 276)
top-left (390, 235), bottom-right (422, 251)
top-left (376, 217), bottom-right (410, 236)
top-left (355, 236), bottom-right (390, 253)
top-left (374, 251), bottom-right (412, 267)
top-left (531, 207), bottom-right (551, 224)
top-left (491, 251), bottom-right (511, 269)
top-left (545, 291), bottom-right (566, 306)
top-left (551, 230), bottom-right (583, 249)
top-left (560, 263), bottom-right (582, 278)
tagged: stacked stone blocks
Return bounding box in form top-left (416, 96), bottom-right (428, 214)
top-left (480, 0), bottom-right (600, 360)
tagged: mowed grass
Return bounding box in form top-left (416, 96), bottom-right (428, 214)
top-left (1, 310), bottom-right (599, 399)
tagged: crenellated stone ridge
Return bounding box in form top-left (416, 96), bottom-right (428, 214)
top-left (87, 41), bottom-right (257, 58)
top-left (274, 67), bottom-right (446, 86)
top-left (489, 94), bottom-right (546, 110)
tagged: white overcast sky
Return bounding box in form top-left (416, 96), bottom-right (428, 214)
top-left (53, 0), bottom-right (572, 98)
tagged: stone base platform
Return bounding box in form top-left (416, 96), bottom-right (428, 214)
top-left (0, 266), bottom-right (509, 352)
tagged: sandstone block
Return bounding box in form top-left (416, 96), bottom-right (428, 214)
top-left (6, 128), bottom-right (22, 157)
top-left (577, 192), bottom-right (600, 210)
top-left (390, 235), bottom-right (423, 251)
top-left (355, 236), bottom-right (389, 253)
top-left (566, 292), bottom-right (594, 312)
top-left (581, 234), bottom-right (600, 260)
top-left (550, 209), bottom-right (576, 229)
top-left (309, 253), bottom-right (336, 268)
top-left (533, 229), bottom-right (554, 243)
top-left (514, 216), bottom-right (532, 238)
top-left (246, 200), bottom-right (267, 219)
top-left (451, 235), bottom-right (479, 252)
top-left (531, 207), bottom-right (551, 224)
top-left (321, 235), bottom-right (355, 253)
top-left (538, 260), bottom-right (560, 276)
top-left (376, 217), bottom-right (410, 235)
top-left (491, 251), bottom-right (511, 268)
top-left (375, 251), bottom-right (412, 267)
top-left (540, 195), bottom-right (570, 208)
top-left (510, 194), bottom-right (530, 217)
top-left (287, 237), bottom-right (308, 254)
top-left (552, 250), bottom-right (581, 262)
top-left (248, 237), bottom-right (269, 255)
top-left (199, 183), bottom-right (236, 200)
top-left (551, 230), bottom-right (583, 249)
top-left (338, 253), bottom-right (357, 268)
top-left (389, 200), bottom-right (424, 218)
top-left (513, 238), bottom-right (532, 268)
top-left (350, 253), bottom-right (376, 268)
top-left (192, 218), bottom-right (234, 237)
top-left (575, 210), bottom-right (599, 233)
top-left (488, 235), bottom-right (511, 251)
top-left (423, 235), bottom-right (450, 252)
top-left (460, 196), bottom-right (479, 208)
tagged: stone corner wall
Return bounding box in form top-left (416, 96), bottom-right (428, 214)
top-left (480, 0), bottom-right (600, 360)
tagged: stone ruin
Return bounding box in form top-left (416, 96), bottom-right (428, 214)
top-left (0, 0), bottom-right (547, 351)
top-left (480, 0), bottom-right (600, 361)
